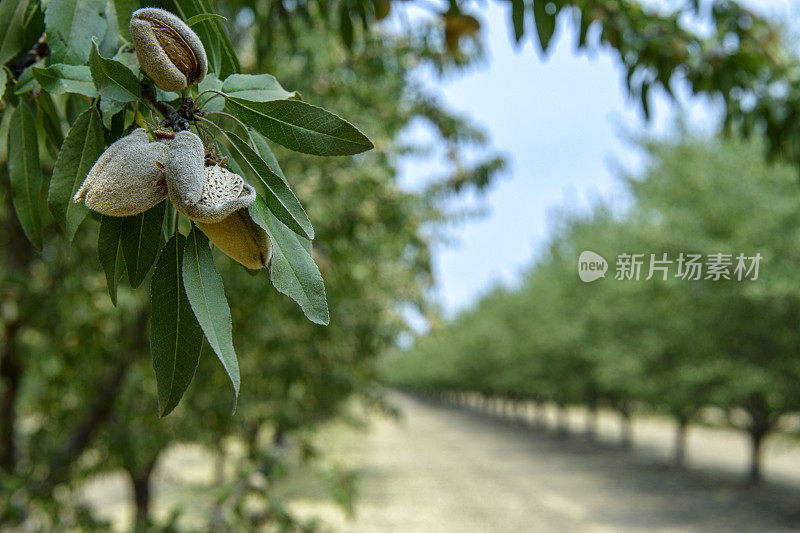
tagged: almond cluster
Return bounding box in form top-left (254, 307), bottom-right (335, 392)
top-left (74, 130), bottom-right (271, 270)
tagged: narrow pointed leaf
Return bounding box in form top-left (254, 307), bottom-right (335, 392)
top-left (97, 214), bottom-right (124, 306)
top-left (99, 0), bottom-right (119, 57)
top-left (0, 0), bottom-right (38, 66)
top-left (250, 196), bottom-right (329, 325)
top-left (45, 0), bottom-right (106, 65)
top-left (121, 201), bottom-right (166, 288)
top-left (249, 129), bottom-right (286, 181)
top-left (48, 107), bottom-right (104, 244)
top-left (37, 91), bottom-right (64, 159)
top-left (226, 131), bottom-right (314, 239)
top-left (221, 73), bottom-right (297, 102)
top-left (13, 68), bottom-right (40, 95)
top-left (226, 97), bottom-right (373, 156)
top-left (182, 226), bottom-right (240, 401)
top-left (7, 98), bottom-right (43, 250)
top-left (186, 13), bottom-right (228, 26)
top-left (511, 0), bottom-right (525, 43)
top-left (113, 0), bottom-right (138, 41)
top-left (170, 0), bottom-right (239, 78)
top-left (197, 73), bottom-right (224, 112)
top-left (532, 0), bottom-right (557, 53)
top-left (89, 40), bottom-right (141, 103)
top-left (150, 233), bottom-right (203, 417)
top-left (32, 64), bottom-right (97, 98)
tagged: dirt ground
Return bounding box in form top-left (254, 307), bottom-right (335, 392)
top-left (288, 392), bottom-right (800, 532)
top-left (84, 392), bottom-right (800, 531)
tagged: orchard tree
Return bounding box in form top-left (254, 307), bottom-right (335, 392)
top-left (2, 1), bottom-right (377, 416)
top-left (0, 0), bottom-right (504, 528)
top-left (624, 135), bottom-right (800, 481)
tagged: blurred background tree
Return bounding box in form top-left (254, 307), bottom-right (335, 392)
top-left (385, 132), bottom-right (800, 484)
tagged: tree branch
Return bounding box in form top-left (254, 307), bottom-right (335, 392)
top-left (8, 34), bottom-right (49, 81)
top-left (43, 307), bottom-right (149, 488)
top-left (0, 317), bottom-right (22, 473)
top-left (140, 83), bottom-right (203, 132)
top-left (0, 182), bottom-right (36, 474)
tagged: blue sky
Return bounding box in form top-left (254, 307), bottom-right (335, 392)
top-left (396, 0), bottom-right (796, 318)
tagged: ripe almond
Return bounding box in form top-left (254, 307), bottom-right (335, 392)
top-left (197, 209), bottom-right (272, 270)
top-left (130, 7), bottom-right (208, 92)
top-left (74, 129), bottom-right (168, 217)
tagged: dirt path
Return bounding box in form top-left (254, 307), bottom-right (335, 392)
top-left (293, 393), bottom-right (800, 532)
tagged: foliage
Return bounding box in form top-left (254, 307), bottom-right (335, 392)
top-left (0, 0), bottom-right (380, 414)
top-left (255, 0), bottom-right (800, 169)
top-left (0, 0), bottom-right (500, 528)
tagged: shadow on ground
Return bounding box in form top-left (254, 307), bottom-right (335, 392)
top-left (309, 393), bottom-right (800, 532)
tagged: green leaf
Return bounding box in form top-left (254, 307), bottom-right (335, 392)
top-left (121, 201), bottom-right (166, 288)
top-left (0, 0), bottom-right (37, 66)
top-left (532, 0), bottom-right (558, 54)
top-left (13, 68), bottom-right (39, 95)
top-left (33, 64), bottom-right (98, 98)
top-left (99, 0), bottom-right (119, 57)
top-left (113, 0), bottom-right (138, 42)
top-left (225, 131), bottom-right (314, 239)
top-left (48, 107), bottom-right (104, 244)
top-left (250, 196), bottom-right (329, 325)
top-left (7, 98), bottom-right (43, 250)
top-left (186, 13), bottom-right (228, 26)
top-left (222, 73), bottom-right (297, 102)
top-left (155, 86), bottom-right (180, 103)
top-left (339, 3), bottom-right (353, 50)
top-left (37, 91), bottom-right (64, 159)
top-left (182, 226), bottom-right (240, 402)
top-left (99, 97), bottom-right (126, 129)
top-left (170, 0), bottom-right (240, 78)
top-left (226, 97), bottom-right (373, 156)
top-left (89, 40), bottom-right (141, 103)
top-left (150, 233), bottom-right (203, 417)
top-left (45, 0), bottom-right (107, 65)
top-left (65, 93), bottom-right (91, 126)
top-left (97, 214), bottom-right (124, 306)
top-left (249, 129), bottom-right (286, 181)
top-left (511, 0), bottom-right (525, 43)
top-left (196, 72), bottom-right (224, 113)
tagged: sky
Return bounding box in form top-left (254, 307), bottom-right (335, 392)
top-left (395, 0), bottom-right (797, 318)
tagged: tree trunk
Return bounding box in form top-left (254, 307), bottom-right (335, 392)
top-left (748, 430), bottom-right (765, 483)
top-left (130, 456), bottom-right (158, 530)
top-left (0, 319), bottom-right (21, 473)
top-left (514, 401), bottom-right (526, 425)
top-left (534, 399), bottom-right (547, 428)
top-left (585, 403), bottom-right (598, 441)
top-left (619, 406), bottom-right (632, 449)
top-left (0, 187), bottom-right (34, 474)
top-left (133, 474), bottom-right (150, 529)
top-left (556, 403), bottom-right (568, 435)
top-left (674, 416), bottom-right (688, 467)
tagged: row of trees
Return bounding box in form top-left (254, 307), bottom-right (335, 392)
top-left (385, 133), bottom-right (800, 483)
